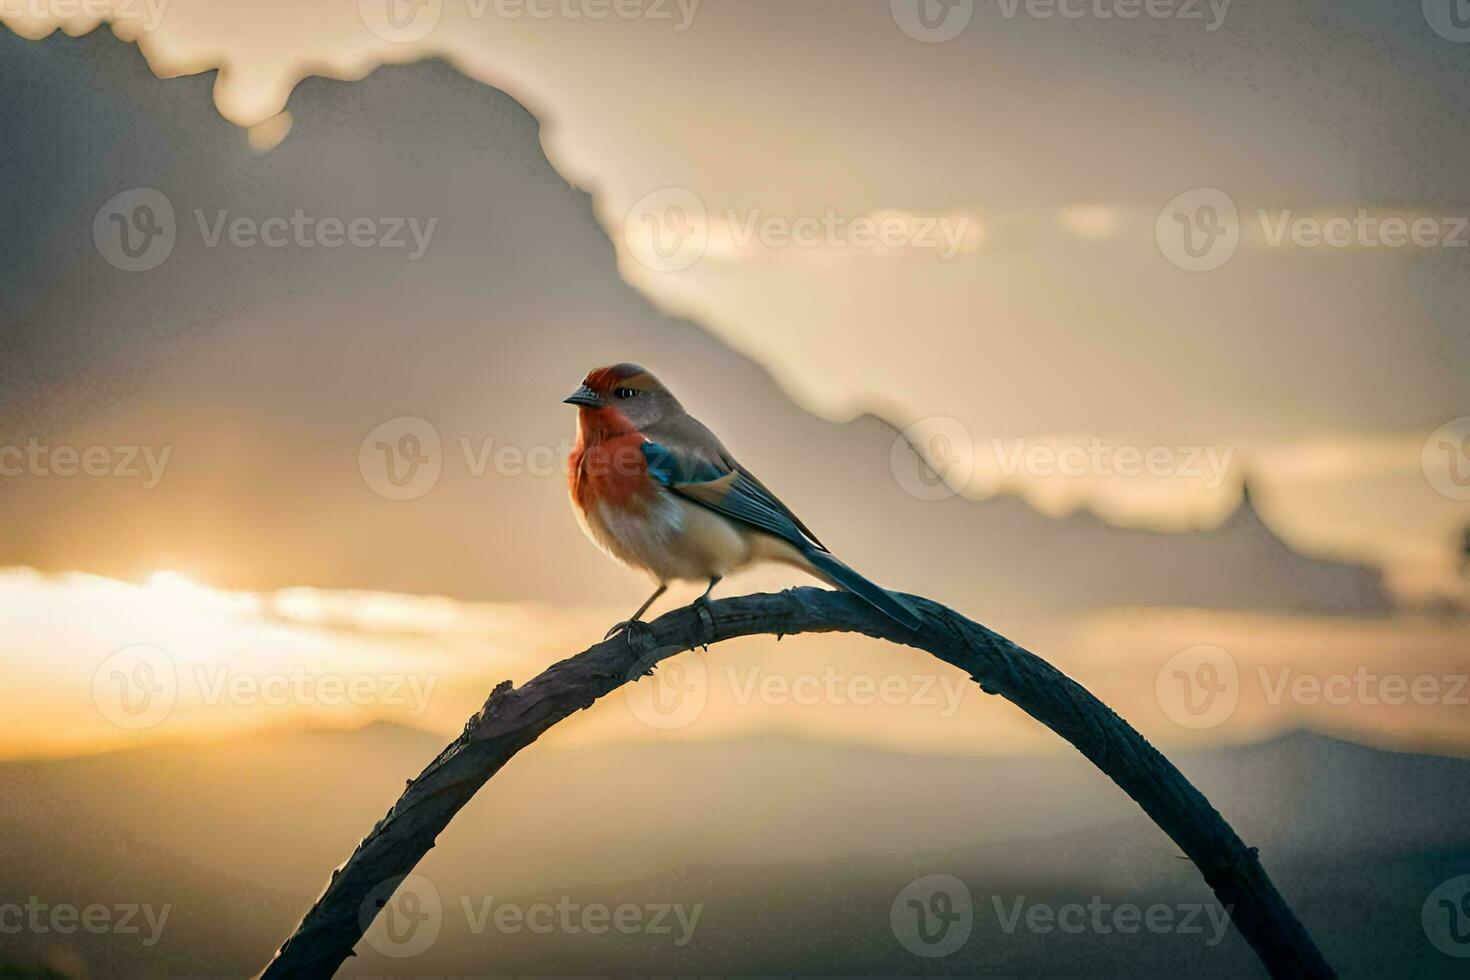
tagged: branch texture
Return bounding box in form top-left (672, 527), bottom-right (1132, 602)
top-left (261, 588), bottom-right (1334, 978)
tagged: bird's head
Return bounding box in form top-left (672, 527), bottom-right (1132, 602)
top-left (563, 363), bottom-right (681, 431)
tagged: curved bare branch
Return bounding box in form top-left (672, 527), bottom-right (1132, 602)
top-left (260, 587), bottom-right (1334, 979)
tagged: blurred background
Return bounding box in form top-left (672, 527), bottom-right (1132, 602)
top-left (1, 1), bottom-right (1468, 975)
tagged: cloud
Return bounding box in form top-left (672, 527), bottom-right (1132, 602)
top-left (0, 566), bottom-right (609, 758)
top-left (3, 3), bottom-right (1464, 598)
top-left (2, 566), bottom-right (1466, 763)
top-left (1057, 205), bottom-right (1121, 241)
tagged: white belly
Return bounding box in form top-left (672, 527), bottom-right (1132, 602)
top-left (576, 490), bottom-right (756, 583)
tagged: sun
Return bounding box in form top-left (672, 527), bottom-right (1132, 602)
top-left (146, 569), bottom-right (197, 590)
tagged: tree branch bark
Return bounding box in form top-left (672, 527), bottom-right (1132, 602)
top-left (260, 587), bottom-right (1334, 979)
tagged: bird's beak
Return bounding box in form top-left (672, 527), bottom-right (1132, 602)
top-left (563, 384), bottom-right (604, 408)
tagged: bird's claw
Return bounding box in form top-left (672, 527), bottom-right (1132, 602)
top-left (604, 619), bottom-right (654, 646)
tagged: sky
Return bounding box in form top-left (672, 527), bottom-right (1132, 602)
top-left (3, 0), bottom-right (1469, 591)
top-left (6, 566), bottom-right (1468, 760)
top-left (0, 1), bottom-right (1467, 762)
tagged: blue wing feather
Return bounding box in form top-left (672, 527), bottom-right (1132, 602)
top-left (639, 438), bottom-right (921, 629)
top-left (640, 440), bottom-right (823, 551)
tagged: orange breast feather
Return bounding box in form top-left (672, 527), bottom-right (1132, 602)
top-left (569, 413), bottom-right (652, 513)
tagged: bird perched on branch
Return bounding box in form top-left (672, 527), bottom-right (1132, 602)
top-left (564, 363), bottom-right (922, 639)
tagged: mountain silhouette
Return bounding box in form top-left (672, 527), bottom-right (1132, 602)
top-left (1, 722), bottom-right (1465, 976)
top-left (0, 28), bottom-right (1392, 625)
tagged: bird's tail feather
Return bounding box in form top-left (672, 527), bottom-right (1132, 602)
top-left (801, 549), bottom-right (923, 630)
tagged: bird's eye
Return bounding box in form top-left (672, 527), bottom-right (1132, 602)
top-left (614, 387), bottom-right (638, 399)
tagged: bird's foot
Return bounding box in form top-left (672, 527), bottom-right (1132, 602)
top-left (604, 619), bottom-right (655, 648)
top-left (689, 597), bottom-right (716, 651)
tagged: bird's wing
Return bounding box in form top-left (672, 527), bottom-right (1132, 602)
top-left (727, 461), bottom-right (828, 552)
top-left (640, 415), bottom-right (921, 631)
top-left (640, 437), bottom-right (827, 553)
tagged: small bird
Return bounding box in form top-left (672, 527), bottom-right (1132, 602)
top-left (564, 363), bottom-right (922, 638)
